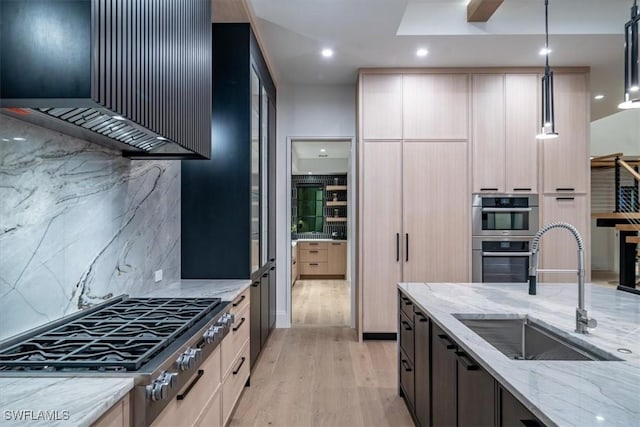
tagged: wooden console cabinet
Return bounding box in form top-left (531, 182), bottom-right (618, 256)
top-left (298, 241), bottom-right (347, 278)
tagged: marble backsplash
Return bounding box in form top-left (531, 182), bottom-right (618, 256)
top-left (0, 115), bottom-right (181, 340)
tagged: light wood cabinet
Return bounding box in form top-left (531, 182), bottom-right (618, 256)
top-left (327, 242), bottom-right (347, 275)
top-left (472, 74), bottom-right (506, 193)
top-left (361, 74), bottom-right (403, 140)
top-left (222, 341), bottom-right (250, 425)
top-left (360, 140), bottom-right (469, 334)
top-left (472, 73), bottom-right (538, 194)
top-left (542, 73), bottom-right (589, 194)
top-left (194, 391), bottom-right (221, 427)
top-left (291, 244), bottom-right (298, 287)
top-left (361, 141), bottom-right (403, 334)
top-left (505, 74), bottom-right (539, 193)
top-left (222, 303), bottom-right (250, 379)
top-left (540, 194), bottom-right (590, 282)
top-left (92, 394), bottom-right (130, 427)
top-left (403, 74), bottom-right (469, 140)
top-left (402, 141), bottom-right (470, 282)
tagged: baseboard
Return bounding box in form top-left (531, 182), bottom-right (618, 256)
top-left (363, 332), bottom-right (397, 340)
top-left (617, 285), bottom-right (640, 295)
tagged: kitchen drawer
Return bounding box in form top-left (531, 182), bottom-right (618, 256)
top-left (399, 347), bottom-right (415, 412)
top-left (222, 303), bottom-right (250, 378)
top-left (299, 248), bottom-right (328, 262)
top-left (151, 346), bottom-right (222, 427)
top-left (229, 288), bottom-right (249, 317)
top-left (222, 341), bottom-right (250, 425)
top-left (399, 311), bottom-right (414, 363)
top-left (399, 293), bottom-right (415, 321)
top-left (298, 241), bottom-right (327, 251)
top-left (300, 261), bottom-right (329, 275)
top-left (194, 389), bottom-right (221, 427)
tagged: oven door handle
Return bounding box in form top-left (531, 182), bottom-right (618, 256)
top-left (481, 252), bottom-right (532, 257)
top-left (480, 207), bottom-right (532, 213)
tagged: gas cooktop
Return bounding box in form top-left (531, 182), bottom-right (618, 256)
top-left (0, 297), bottom-right (223, 372)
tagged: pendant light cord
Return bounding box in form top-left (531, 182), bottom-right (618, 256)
top-left (544, 0), bottom-right (550, 72)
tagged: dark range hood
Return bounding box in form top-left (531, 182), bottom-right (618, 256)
top-left (0, 0), bottom-right (211, 159)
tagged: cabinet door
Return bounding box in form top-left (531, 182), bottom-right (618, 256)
top-left (414, 310), bottom-right (430, 427)
top-left (249, 279), bottom-right (261, 368)
top-left (269, 264), bottom-right (276, 330)
top-left (399, 347), bottom-right (415, 412)
top-left (361, 141), bottom-right (402, 333)
top-left (499, 387), bottom-right (543, 427)
top-left (431, 324), bottom-right (457, 427)
top-left (542, 73), bottom-right (589, 193)
top-left (472, 74), bottom-right (506, 193)
top-left (457, 351), bottom-right (495, 427)
top-left (540, 195), bottom-right (589, 282)
top-left (505, 74), bottom-right (539, 193)
top-left (327, 242), bottom-right (347, 275)
top-left (403, 74), bottom-right (469, 140)
top-left (260, 271), bottom-right (269, 347)
top-left (403, 141), bottom-right (470, 282)
top-left (361, 74), bottom-right (403, 139)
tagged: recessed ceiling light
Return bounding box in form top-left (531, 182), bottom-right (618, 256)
top-left (13, 137), bottom-right (26, 141)
top-left (596, 415), bottom-right (605, 422)
top-left (539, 47), bottom-right (552, 56)
top-left (307, 172), bottom-right (312, 175)
top-left (321, 48), bottom-right (334, 58)
top-left (631, 85), bottom-right (639, 92)
top-left (416, 48), bottom-right (428, 57)
top-left (594, 94), bottom-right (605, 100)
top-left (112, 115), bottom-right (126, 121)
top-left (2, 138), bottom-right (10, 142)
top-left (156, 136), bottom-right (167, 141)
top-left (320, 148), bottom-right (326, 152)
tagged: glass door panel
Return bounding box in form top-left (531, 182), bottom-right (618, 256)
top-left (251, 68), bottom-right (260, 273)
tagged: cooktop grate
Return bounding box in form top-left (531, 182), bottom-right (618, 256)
top-left (0, 297), bottom-right (222, 372)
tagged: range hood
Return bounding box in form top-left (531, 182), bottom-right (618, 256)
top-left (0, 0), bottom-right (211, 159)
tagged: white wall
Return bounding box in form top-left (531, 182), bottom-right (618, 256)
top-left (589, 109), bottom-right (640, 273)
top-left (276, 84), bottom-right (356, 327)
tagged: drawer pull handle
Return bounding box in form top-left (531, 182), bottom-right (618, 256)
top-left (310, 263), bottom-right (319, 266)
top-left (437, 334), bottom-right (456, 350)
top-left (176, 369), bottom-right (204, 401)
top-left (401, 359), bottom-right (412, 372)
top-left (233, 357), bottom-right (246, 375)
top-left (480, 188), bottom-right (498, 191)
top-left (556, 197), bottom-right (575, 201)
top-left (401, 320), bottom-right (413, 331)
top-left (262, 273), bottom-right (268, 278)
top-left (401, 296), bottom-right (413, 306)
top-left (232, 295), bottom-right (246, 307)
top-left (233, 317), bottom-right (246, 331)
top-left (405, 233), bottom-right (409, 262)
top-left (415, 312), bottom-right (428, 322)
top-left (513, 188), bottom-right (532, 191)
top-left (455, 351), bottom-right (479, 371)
top-left (251, 281), bottom-right (259, 287)
top-left (396, 233), bottom-right (400, 262)
top-left (556, 187), bottom-right (574, 191)
top-left (310, 250), bottom-right (319, 253)
top-left (270, 266), bottom-right (275, 271)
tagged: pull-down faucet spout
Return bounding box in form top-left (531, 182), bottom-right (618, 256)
top-left (528, 222), bottom-right (597, 334)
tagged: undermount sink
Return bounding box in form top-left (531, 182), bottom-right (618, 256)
top-left (454, 314), bottom-right (622, 361)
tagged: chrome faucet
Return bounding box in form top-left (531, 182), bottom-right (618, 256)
top-left (528, 222), bottom-right (597, 334)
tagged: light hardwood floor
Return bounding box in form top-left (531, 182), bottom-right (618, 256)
top-left (292, 280), bottom-right (350, 327)
top-left (227, 280), bottom-right (414, 427)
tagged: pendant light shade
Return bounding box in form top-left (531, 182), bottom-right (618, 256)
top-left (537, 0), bottom-right (559, 139)
top-left (619, 0), bottom-right (640, 109)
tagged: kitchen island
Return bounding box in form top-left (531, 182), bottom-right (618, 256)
top-left (398, 282), bottom-right (640, 427)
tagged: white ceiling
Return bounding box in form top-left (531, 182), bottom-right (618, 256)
top-left (246, 0), bottom-right (635, 120)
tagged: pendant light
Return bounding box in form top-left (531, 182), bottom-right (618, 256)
top-left (619, 0), bottom-right (640, 109)
top-left (537, 0), bottom-right (559, 139)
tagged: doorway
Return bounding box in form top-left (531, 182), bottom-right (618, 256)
top-left (286, 137), bottom-right (356, 328)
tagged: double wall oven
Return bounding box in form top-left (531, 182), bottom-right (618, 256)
top-left (472, 194), bottom-right (539, 283)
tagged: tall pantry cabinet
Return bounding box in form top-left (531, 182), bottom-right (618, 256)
top-left (359, 72), bottom-right (470, 336)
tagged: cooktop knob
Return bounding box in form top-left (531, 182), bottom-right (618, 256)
top-left (176, 348), bottom-right (201, 371)
top-left (203, 325), bottom-right (223, 344)
top-left (146, 371), bottom-right (177, 401)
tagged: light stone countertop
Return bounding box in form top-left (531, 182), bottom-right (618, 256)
top-left (0, 377), bottom-right (133, 427)
top-left (292, 239), bottom-right (347, 242)
top-left (0, 280), bottom-right (250, 425)
top-left (130, 279), bottom-right (251, 301)
top-left (398, 282), bottom-right (640, 427)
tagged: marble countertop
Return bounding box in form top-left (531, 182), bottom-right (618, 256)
top-left (398, 282), bottom-right (640, 427)
top-left (130, 279), bottom-right (251, 301)
top-left (0, 377), bottom-right (133, 427)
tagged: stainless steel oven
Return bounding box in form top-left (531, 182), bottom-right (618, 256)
top-left (472, 237), bottom-right (532, 283)
top-left (472, 194), bottom-right (539, 237)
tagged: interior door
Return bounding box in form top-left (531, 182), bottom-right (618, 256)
top-left (361, 141), bottom-right (402, 334)
top-left (402, 141), bottom-right (470, 282)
